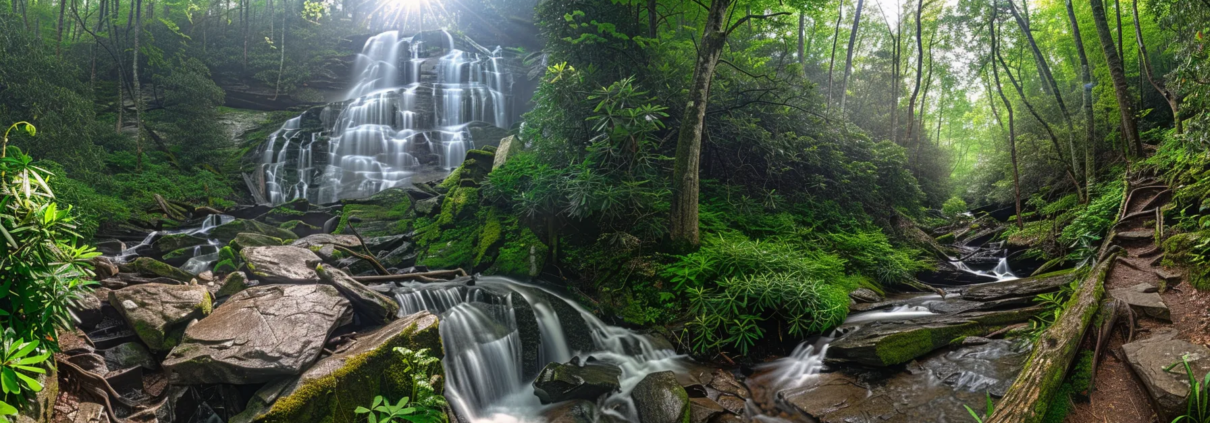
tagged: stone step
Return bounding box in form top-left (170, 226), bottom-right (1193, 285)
top-left (1109, 283), bottom-right (1171, 322)
top-left (1116, 230), bottom-right (1156, 242)
top-left (1123, 329), bottom-right (1210, 422)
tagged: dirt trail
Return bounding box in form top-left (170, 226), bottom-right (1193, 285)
top-left (1068, 175), bottom-right (1210, 423)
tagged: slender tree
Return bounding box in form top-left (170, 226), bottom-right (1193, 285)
top-left (989, 7), bottom-right (1023, 229)
top-left (133, 0), bottom-right (143, 170)
top-left (1130, 0), bottom-right (1182, 133)
top-left (905, 0), bottom-right (924, 150)
top-left (1090, 0), bottom-right (1143, 156)
top-left (839, 0), bottom-right (865, 115)
top-left (826, 0), bottom-right (845, 110)
top-left (1066, 0), bottom-right (1097, 191)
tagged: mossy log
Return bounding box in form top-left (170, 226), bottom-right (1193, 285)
top-left (985, 257), bottom-right (1114, 423)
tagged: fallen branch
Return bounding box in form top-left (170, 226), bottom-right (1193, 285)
top-left (333, 245), bottom-right (390, 276)
top-left (353, 269), bottom-right (469, 284)
top-left (1090, 299), bottom-right (1123, 392)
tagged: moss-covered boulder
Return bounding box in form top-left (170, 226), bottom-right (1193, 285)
top-left (233, 233), bottom-right (287, 249)
top-left (110, 284), bottom-right (213, 351)
top-left (133, 257), bottom-right (195, 283)
top-left (214, 271), bottom-right (249, 298)
top-left (161, 247), bottom-right (200, 265)
top-left (631, 371), bottom-right (691, 423)
top-left (826, 308), bottom-right (1040, 367)
top-left (214, 246), bottom-right (241, 274)
top-left (211, 219), bottom-right (297, 243)
top-left (278, 220), bottom-right (324, 238)
top-left (230, 312), bottom-right (442, 423)
top-left (154, 233), bottom-right (209, 254)
top-left (336, 188), bottom-right (414, 237)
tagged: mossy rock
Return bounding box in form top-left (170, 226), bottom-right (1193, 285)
top-left (826, 308), bottom-right (1040, 367)
top-left (161, 247), bottom-right (199, 264)
top-left (110, 284), bottom-right (212, 351)
top-left (486, 227), bottom-right (547, 278)
top-left (335, 189), bottom-right (414, 238)
top-left (935, 232), bottom-right (955, 244)
top-left (279, 220), bottom-right (324, 237)
top-left (155, 233), bottom-right (209, 254)
top-left (211, 219), bottom-right (298, 243)
top-left (233, 233), bottom-right (287, 249)
top-left (436, 186), bottom-right (479, 227)
top-left (233, 312), bottom-right (443, 423)
top-left (133, 257), bottom-right (195, 283)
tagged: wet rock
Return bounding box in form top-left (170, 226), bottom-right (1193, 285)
top-left (849, 288), bottom-right (884, 303)
top-left (232, 233), bottom-right (286, 249)
top-left (377, 242), bottom-right (417, 268)
top-left (231, 312), bottom-right (441, 423)
top-left (540, 400), bottom-right (600, 423)
top-left (1110, 283), bottom-right (1171, 321)
top-left (509, 292), bottom-right (543, 378)
top-left (210, 219), bottom-right (297, 243)
top-left (532, 360), bottom-right (623, 404)
top-left (214, 271), bottom-right (249, 298)
top-left (132, 257), bottom-right (195, 283)
top-left (493, 135), bottom-right (521, 170)
top-left (781, 372), bottom-right (868, 421)
top-left (289, 233), bottom-right (362, 249)
top-left (916, 261), bottom-right (999, 285)
top-left (155, 233), bottom-right (209, 254)
top-left (91, 257), bottom-right (119, 280)
top-left (363, 235), bottom-right (407, 252)
top-left (71, 294), bottom-right (104, 331)
top-left (714, 394), bottom-right (744, 415)
top-left (316, 265), bottom-right (399, 324)
top-left (1122, 329), bottom-right (1210, 421)
top-left (240, 246), bottom-right (323, 284)
top-left (109, 284), bottom-right (212, 351)
top-left (104, 342), bottom-right (156, 371)
top-left (826, 308), bottom-right (1037, 366)
top-left (961, 269), bottom-right (1077, 301)
top-left (95, 239), bottom-right (126, 256)
top-left (163, 284), bottom-right (352, 385)
top-left (707, 369), bottom-right (749, 399)
top-left (632, 371), bottom-right (691, 423)
top-left (689, 398), bottom-right (725, 423)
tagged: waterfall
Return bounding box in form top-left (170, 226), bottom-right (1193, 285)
top-left (258, 30), bottom-right (517, 205)
top-left (390, 278), bottom-right (685, 423)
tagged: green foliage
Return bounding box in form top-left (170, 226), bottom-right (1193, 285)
top-left (1059, 182), bottom-right (1125, 249)
top-left (0, 329), bottom-right (53, 417)
top-left (686, 272), bottom-right (848, 355)
top-left (0, 143), bottom-right (99, 348)
top-left (153, 57), bottom-right (228, 169)
top-left (1042, 350), bottom-right (1095, 423)
top-left (1023, 281), bottom-right (1077, 343)
top-left (355, 348), bottom-right (447, 423)
top-left (1171, 354), bottom-right (1210, 423)
top-left (964, 392), bottom-right (995, 423)
top-left (943, 197), bottom-right (968, 218)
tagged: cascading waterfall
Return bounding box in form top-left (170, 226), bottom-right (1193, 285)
top-left (390, 278), bottom-right (686, 423)
top-left (108, 214), bottom-right (234, 269)
top-left (258, 30), bottom-right (517, 205)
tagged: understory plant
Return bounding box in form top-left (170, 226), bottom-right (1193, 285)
top-left (0, 330), bottom-right (53, 418)
top-left (355, 348), bottom-right (447, 423)
top-left (964, 392), bottom-right (995, 422)
top-left (1171, 354), bottom-right (1210, 423)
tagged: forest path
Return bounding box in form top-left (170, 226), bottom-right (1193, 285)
top-left (1068, 174), bottom-right (1210, 423)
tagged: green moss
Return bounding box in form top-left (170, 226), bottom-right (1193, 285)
top-left (211, 219), bottom-right (298, 242)
top-left (214, 259), bottom-right (238, 274)
top-left (474, 211), bottom-right (504, 266)
top-left (133, 257), bottom-right (195, 282)
top-left (488, 227), bottom-right (547, 277)
top-left (156, 233), bottom-right (209, 253)
top-left (436, 186), bottom-right (479, 227)
top-left (162, 247), bottom-right (196, 262)
top-left (419, 224), bottom-right (477, 270)
top-left (936, 232), bottom-right (955, 244)
top-left (1042, 350), bottom-right (1095, 423)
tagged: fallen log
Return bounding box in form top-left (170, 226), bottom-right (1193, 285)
top-left (333, 245), bottom-right (390, 276)
top-left (353, 268), bottom-right (469, 284)
top-left (985, 257), bottom-right (1114, 423)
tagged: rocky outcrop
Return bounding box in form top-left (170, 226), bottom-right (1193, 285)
top-left (109, 284), bottom-right (212, 351)
top-left (540, 400), bottom-right (604, 423)
top-left (132, 257), bottom-right (195, 283)
top-left (632, 371), bottom-right (691, 423)
top-left (231, 312), bottom-right (441, 423)
top-left (1122, 329), bottom-right (1210, 421)
top-left (241, 246), bottom-right (323, 284)
top-left (163, 284), bottom-right (352, 385)
top-left (532, 359), bottom-right (623, 404)
top-left (826, 308), bottom-right (1038, 366)
top-left (315, 265), bottom-right (399, 324)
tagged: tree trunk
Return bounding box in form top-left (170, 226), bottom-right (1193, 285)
top-left (669, 0), bottom-right (732, 248)
top-left (986, 258), bottom-right (1113, 423)
top-left (798, 10), bottom-right (806, 77)
top-left (839, 0), bottom-right (864, 115)
top-left (1066, 0), bottom-right (1097, 193)
top-left (272, 0), bottom-right (287, 100)
top-left (648, 0), bottom-right (656, 38)
top-left (1130, 0), bottom-right (1181, 134)
top-left (826, 0), bottom-right (844, 111)
top-left (1090, 0), bottom-right (1143, 156)
top-left (133, 0), bottom-right (143, 170)
top-left (57, 0), bottom-right (68, 56)
top-left (891, 16), bottom-right (900, 145)
top-left (989, 8), bottom-right (1023, 230)
top-left (905, 0), bottom-right (924, 151)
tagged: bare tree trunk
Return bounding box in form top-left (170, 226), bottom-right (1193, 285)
top-left (905, 0), bottom-right (924, 151)
top-left (989, 8), bottom-right (1023, 230)
top-left (133, 0), bottom-right (143, 170)
top-left (272, 0), bottom-right (287, 100)
top-left (648, 0), bottom-right (656, 38)
top-left (798, 10), bottom-right (806, 77)
top-left (826, 0), bottom-right (844, 111)
top-left (1130, 0), bottom-right (1182, 134)
top-left (839, 0), bottom-right (864, 115)
top-left (670, 0), bottom-right (732, 248)
top-left (1066, 0), bottom-right (1097, 193)
top-left (58, 0), bottom-right (68, 56)
top-left (1091, 0), bottom-right (1143, 156)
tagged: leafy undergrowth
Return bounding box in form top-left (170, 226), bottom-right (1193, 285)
top-left (1147, 128), bottom-right (1210, 291)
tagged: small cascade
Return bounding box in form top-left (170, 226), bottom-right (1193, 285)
top-left (258, 30), bottom-right (519, 205)
top-left (390, 278), bottom-right (685, 423)
top-left (106, 214), bottom-right (234, 267)
top-left (841, 305), bottom-right (935, 325)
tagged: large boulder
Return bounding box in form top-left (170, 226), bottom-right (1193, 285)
top-left (826, 308), bottom-right (1038, 367)
top-left (632, 371), bottom-right (691, 423)
top-left (289, 234), bottom-right (361, 249)
top-left (230, 312), bottom-right (442, 423)
top-left (163, 284), bottom-right (352, 385)
top-left (109, 284), bottom-right (212, 351)
top-left (210, 219), bottom-right (297, 243)
top-left (532, 359), bottom-right (623, 404)
top-left (315, 265), bottom-right (399, 324)
top-left (132, 257), bottom-right (195, 283)
top-left (1123, 329), bottom-right (1210, 421)
top-left (241, 246), bottom-right (323, 284)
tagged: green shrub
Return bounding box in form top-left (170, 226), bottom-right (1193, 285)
top-left (942, 196), bottom-right (968, 217)
top-left (354, 347), bottom-right (447, 423)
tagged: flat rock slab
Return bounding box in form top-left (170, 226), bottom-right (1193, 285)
top-left (163, 284), bottom-right (352, 385)
top-left (241, 246), bottom-right (323, 284)
top-left (827, 308), bottom-right (1037, 367)
top-left (289, 234), bottom-right (361, 249)
top-left (1110, 283), bottom-right (1171, 321)
top-left (109, 284), bottom-right (212, 351)
top-left (1123, 329), bottom-right (1210, 421)
top-left (962, 270), bottom-right (1076, 301)
top-left (1117, 230), bottom-right (1156, 241)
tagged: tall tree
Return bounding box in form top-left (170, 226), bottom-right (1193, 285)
top-left (988, 6), bottom-right (1023, 230)
top-left (1090, 0), bottom-right (1143, 156)
top-left (133, 0), bottom-right (143, 169)
top-left (1065, 0), bottom-right (1097, 190)
top-left (826, 0), bottom-right (844, 110)
top-left (905, 0), bottom-right (924, 150)
top-left (1130, 0), bottom-right (1182, 133)
top-left (838, 0), bottom-right (865, 115)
